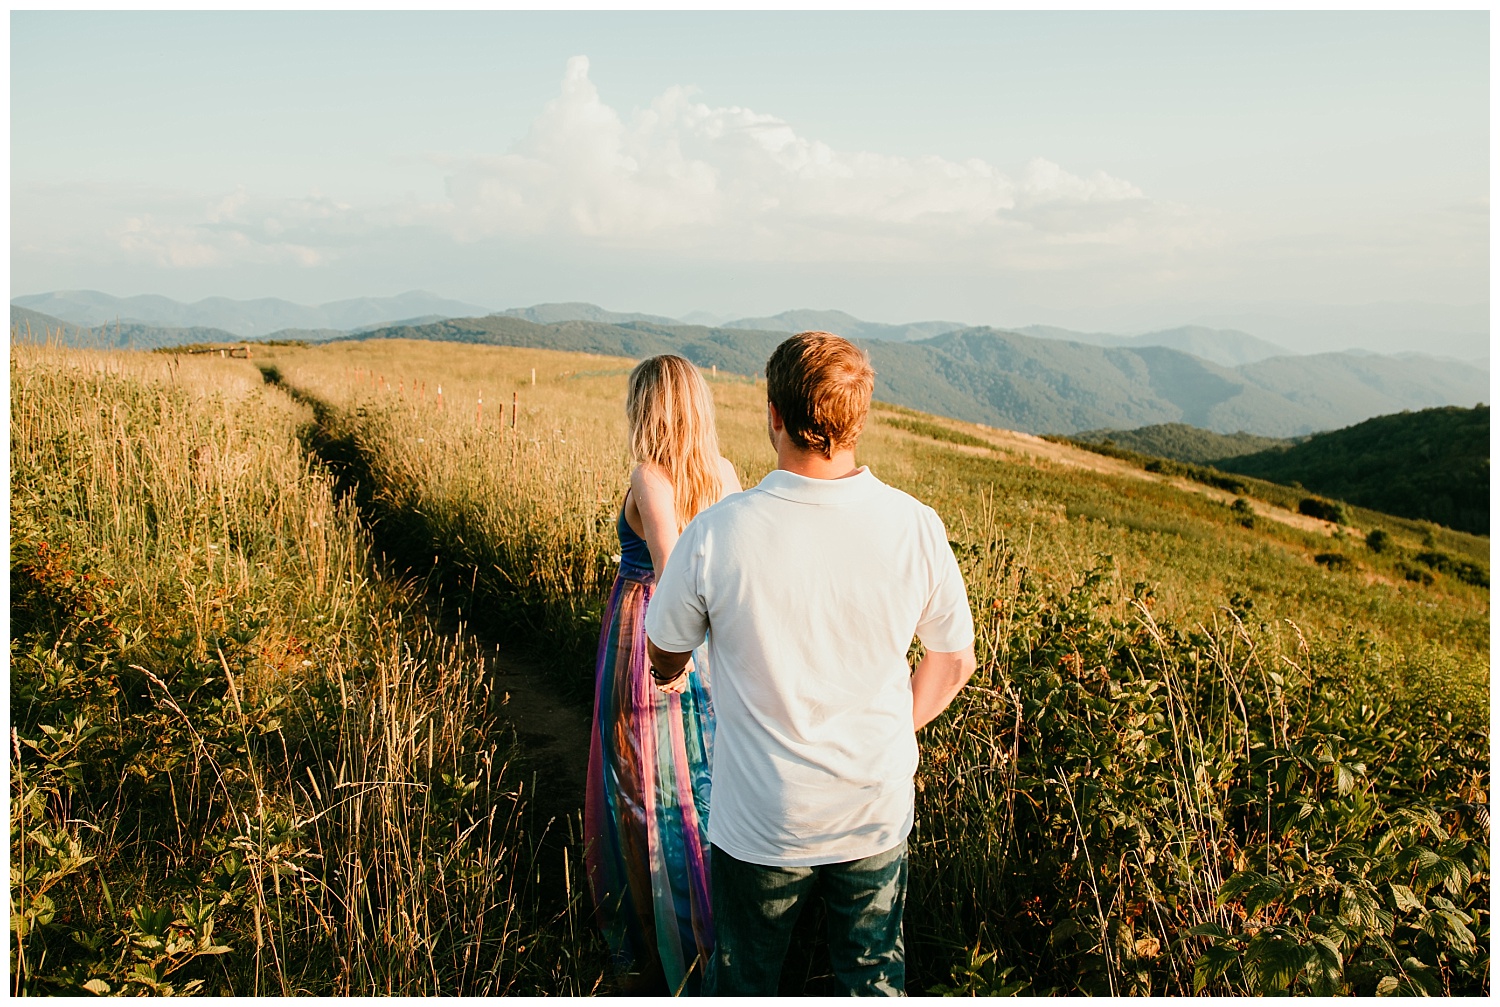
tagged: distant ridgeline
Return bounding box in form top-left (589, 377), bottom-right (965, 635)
top-left (9, 305), bottom-right (250, 351)
top-left (1216, 406), bottom-right (1490, 537)
top-left (1070, 423), bottom-right (1296, 465)
top-left (12, 303), bottom-right (1488, 443)
top-left (336, 315), bottom-right (1486, 440)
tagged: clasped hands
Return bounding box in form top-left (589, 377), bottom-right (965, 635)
top-left (646, 639), bottom-right (693, 694)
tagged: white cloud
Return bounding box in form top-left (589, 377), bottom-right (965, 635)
top-left (99, 187), bottom-right (348, 270)
top-left (438, 56), bottom-right (1195, 266)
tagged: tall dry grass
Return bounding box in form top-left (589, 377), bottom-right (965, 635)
top-left (263, 339), bottom-right (773, 693)
top-left (10, 342), bottom-right (597, 994)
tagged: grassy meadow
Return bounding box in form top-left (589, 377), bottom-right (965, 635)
top-left (12, 336), bottom-right (1489, 995)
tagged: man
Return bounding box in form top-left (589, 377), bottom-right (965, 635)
top-left (645, 331), bottom-right (977, 995)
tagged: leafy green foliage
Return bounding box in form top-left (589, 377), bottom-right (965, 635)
top-left (915, 556), bottom-right (1488, 996)
top-left (1300, 497), bottom-right (1348, 524)
top-left (926, 933), bottom-right (1035, 996)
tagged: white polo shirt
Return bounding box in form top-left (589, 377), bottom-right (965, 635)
top-left (644, 466), bottom-right (974, 867)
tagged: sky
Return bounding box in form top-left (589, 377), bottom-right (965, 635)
top-left (10, 11), bottom-right (1491, 353)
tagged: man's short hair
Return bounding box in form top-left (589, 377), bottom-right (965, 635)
top-left (765, 331), bottom-right (876, 458)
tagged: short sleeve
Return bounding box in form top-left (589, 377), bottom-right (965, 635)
top-left (914, 512), bottom-right (975, 653)
top-left (644, 521), bottom-right (711, 652)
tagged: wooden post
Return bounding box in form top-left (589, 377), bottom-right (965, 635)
top-left (530, 368), bottom-right (536, 386)
top-left (476, 395), bottom-right (483, 427)
top-left (511, 392), bottom-right (517, 428)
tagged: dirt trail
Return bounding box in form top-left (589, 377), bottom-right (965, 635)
top-left (261, 366), bottom-right (593, 850)
top-left (486, 645), bottom-right (592, 823)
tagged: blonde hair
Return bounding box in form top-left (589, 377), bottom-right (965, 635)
top-left (626, 355), bottom-right (724, 530)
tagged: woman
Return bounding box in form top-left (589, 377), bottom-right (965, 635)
top-left (584, 355), bottom-right (741, 994)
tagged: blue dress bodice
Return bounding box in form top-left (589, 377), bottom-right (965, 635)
top-left (617, 496), bottom-right (654, 577)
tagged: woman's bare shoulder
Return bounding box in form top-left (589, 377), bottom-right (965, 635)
top-left (631, 461), bottom-right (671, 488)
top-left (717, 456), bottom-right (744, 495)
top-left (630, 463), bottom-right (676, 512)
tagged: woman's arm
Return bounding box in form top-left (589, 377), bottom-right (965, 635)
top-left (629, 463), bottom-right (680, 578)
top-left (629, 464), bottom-right (694, 693)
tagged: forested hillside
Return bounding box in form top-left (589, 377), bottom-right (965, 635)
top-left (1218, 405), bottom-right (1489, 535)
top-left (1072, 423), bottom-right (1293, 464)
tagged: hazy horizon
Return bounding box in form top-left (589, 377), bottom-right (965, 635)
top-left (12, 12), bottom-right (1489, 357)
top-left (13, 287), bottom-right (1491, 362)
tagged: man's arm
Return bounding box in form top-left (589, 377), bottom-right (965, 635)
top-left (912, 644), bottom-right (977, 730)
top-left (643, 515), bottom-right (709, 694)
top-left (646, 638), bottom-right (692, 692)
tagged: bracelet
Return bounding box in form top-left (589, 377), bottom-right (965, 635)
top-left (650, 664), bottom-right (686, 683)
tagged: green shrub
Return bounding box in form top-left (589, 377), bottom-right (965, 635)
top-left (1398, 563), bottom-right (1436, 586)
top-left (1299, 497), bottom-right (1348, 524)
top-left (1365, 529), bottom-right (1391, 553)
top-left (1414, 551), bottom-right (1490, 588)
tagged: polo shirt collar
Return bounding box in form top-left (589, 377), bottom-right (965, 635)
top-left (755, 466), bottom-right (878, 505)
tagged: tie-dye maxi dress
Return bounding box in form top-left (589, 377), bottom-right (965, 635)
top-left (584, 504), bottom-right (715, 993)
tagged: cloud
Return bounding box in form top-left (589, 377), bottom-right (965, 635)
top-left (105, 186), bottom-right (392, 269)
top-left (439, 56), bottom-right (1196, 266)
top-left (23, 56), bottom-right (1208, 282)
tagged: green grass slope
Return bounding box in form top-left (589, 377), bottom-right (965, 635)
top-left (1218, 405), bottom-right (1490, 535)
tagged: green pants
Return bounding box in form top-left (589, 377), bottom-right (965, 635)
top-left (704, 840), bottom-right (908, 996)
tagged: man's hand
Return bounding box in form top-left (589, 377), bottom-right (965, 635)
top-left (912, 644), bottom-right (977, 730)
top-left (647, 638), bottom-right (693, 693)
